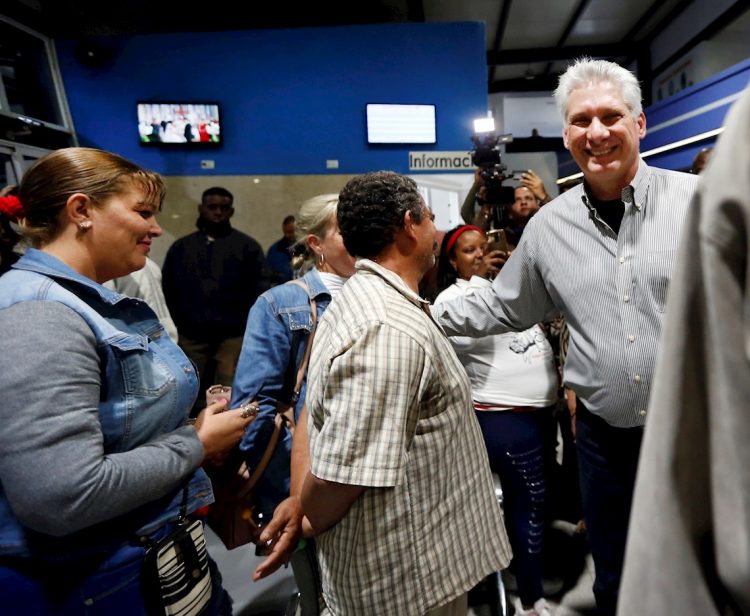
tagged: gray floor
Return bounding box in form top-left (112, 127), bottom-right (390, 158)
top-left (206, 520), bottom-right (598, 616)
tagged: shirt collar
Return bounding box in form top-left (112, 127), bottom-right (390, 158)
top-left (355, 258), bottom-right (429, 308)
top-left (13, 248), bottom-right (123, 304)
top-left (302, 267), bottom-right (334, 300)
top-left (580, 158), bottom-right (649, 213)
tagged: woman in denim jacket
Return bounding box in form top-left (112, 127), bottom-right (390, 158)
top-left (0, 148), bottom-right (255, 614)
top-left (231, 194), bottom-right (355, 580)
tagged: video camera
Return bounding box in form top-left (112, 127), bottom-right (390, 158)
top-left (470, 131), bottom-right (516, 207)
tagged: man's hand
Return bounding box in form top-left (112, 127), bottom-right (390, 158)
top-left (252, 496), bottom-right (306, 581)
top-left (565, 388), bottom-right (577, 439)
top-left (520, 169), bottom-right (549, 203)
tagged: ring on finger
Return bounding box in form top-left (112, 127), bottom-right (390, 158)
top-left (239, 402), bottom-right (259, 419)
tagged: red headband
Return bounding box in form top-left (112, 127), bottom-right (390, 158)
top-left (445, 225), bottom-right (484, 254)
top-left (0, 196), bottom-right (23, 221)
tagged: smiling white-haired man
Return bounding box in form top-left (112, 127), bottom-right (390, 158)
top-left (433, 57), bottom-right (699, 615)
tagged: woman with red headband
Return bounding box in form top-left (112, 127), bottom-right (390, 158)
top-left (435, 224), bottom-right (558, 616)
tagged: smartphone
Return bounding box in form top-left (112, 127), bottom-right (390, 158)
top-left (486, 228), bottom-right (509, 253)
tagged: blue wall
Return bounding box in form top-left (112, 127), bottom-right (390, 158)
top-left (641, 57), bottom-right (750, 170)
top-left (56, 22), bottom-right (488, 177)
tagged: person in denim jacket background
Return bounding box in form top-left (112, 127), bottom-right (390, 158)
top-left (231, 193), bottom-right (355, 580)
top-left (0, 148), bottom-right (255, 614)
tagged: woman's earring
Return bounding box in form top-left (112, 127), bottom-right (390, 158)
top-left (319, 253), bottom-right (326, 266)
top-left (78, 220), bottom-right (92, 231)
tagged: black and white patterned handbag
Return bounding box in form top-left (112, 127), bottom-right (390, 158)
top-left (141, 487), bottom-right (212, 616)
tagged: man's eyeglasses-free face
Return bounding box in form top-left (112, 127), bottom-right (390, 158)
top-left (203, 203), bottom-right (232, 212)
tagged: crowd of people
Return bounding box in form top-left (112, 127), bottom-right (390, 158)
top-left (0, 56), bottom-right (745, 616)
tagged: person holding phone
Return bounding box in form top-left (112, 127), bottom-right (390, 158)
top-left (434, 224), bottom-right (558, 616)
top-left (461, 169), bottom-right (550, 236)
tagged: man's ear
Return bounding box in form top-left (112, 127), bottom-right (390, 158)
top-left (227, 207), bottom-right (234, 219)
top-left (636, 112), bottom-right (647, 139)
top-left (402, 210), bottom-right (418, 241)
top-left (66, 193), bottom-right (93, 227)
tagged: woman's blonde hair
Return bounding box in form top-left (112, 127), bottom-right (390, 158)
top-left (291, 193), bottom-right (339, 272)
top-left (19, 147), bottom-right (166, 247)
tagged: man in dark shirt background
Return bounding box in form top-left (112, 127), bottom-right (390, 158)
top-left (266, 214), bottom-right (296, 285)
top-left (162, 186), bottom-right (268, 411)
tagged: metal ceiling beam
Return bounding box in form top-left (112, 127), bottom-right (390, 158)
top-left (621, 0), bottom-right (666, 43)
top-left (634, 0), bottom-right (694, 47)
top-left (541, 0), bottom-right (592, 76)
top-left (487, 44), bottom-right (627, 66)
top-left (555, 0), bottom-right (592, 46)
top-left (489, 0), bottom-right (514, 84)
top-left (488, 75), bottom-right (560, 93)
top-left (648, 0), bottom-right (750, 77)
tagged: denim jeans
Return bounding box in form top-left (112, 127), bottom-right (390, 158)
top-left (0, 527), bottom-right (232, 615)
top-left (475, 408), bottom-right (555, 607)
top-left (575, 402), bottom-right (643, 616)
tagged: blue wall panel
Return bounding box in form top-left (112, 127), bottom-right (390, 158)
top-left (641, 57), bottom-right (750, 170)
top-left (56, 23), bottom-right (488, 177)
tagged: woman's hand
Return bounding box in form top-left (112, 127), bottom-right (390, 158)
top-left (476, 248), bottom-right (509, 279)
top-left (194, 399), bottom-right (255, 460)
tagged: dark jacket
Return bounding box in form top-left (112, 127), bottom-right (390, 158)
top-left (162, 227), bottom-right (268, 340)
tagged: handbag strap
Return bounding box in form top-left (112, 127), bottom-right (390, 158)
top-left (177, 483), bottom-right (189, 521)
top-left (283, 279), bottom-right (318, 425)
top-left (238, 414), bottom-right (285, 497)
top-left (240, 279), bottom-right (318, 488)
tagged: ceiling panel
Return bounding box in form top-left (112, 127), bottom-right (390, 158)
top-left (502, 0), bottom-right (580, 48)
top-left (4, 0), bottom-right (746, 96)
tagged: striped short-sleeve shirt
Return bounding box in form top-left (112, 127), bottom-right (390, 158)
top-left (307, 259), bottom-right (511, 615)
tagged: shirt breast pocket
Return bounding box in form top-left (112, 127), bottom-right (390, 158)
top-left (646, 250), bottom-right (676, 313)
top-left (110, 334), bottom-right (174, 396)
top-left (280, 306), bottom-right (313, 333)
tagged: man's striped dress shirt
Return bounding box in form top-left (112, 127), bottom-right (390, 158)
top-left (433, 159), bottom-right (699, 428)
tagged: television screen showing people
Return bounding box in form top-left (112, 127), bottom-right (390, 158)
top-left (137, 102), bottom-right (221, 144)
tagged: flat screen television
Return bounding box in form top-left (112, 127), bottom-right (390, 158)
top-left (366, 103), bottom-right (436, 144)
top-left (137, 101), bottom-right (221, 145)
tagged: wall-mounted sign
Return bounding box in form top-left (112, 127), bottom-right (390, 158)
top-left (408, 151), bottom-right (474, 171)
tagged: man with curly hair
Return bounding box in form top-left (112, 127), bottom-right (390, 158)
top-left (301, 171), bottom-right (511, 615)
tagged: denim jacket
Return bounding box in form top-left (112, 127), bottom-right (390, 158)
top-left (0, 249), bottom-right (211, 561)
top-left (231, 268), bottom-right (330, 518)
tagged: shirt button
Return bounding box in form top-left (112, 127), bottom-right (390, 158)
top-left (623, 295), bottom-right (630, 303)
top-left (628, 335), bottom-right (635, 342)
top-left (619, 256), bottom-right (625, 264)
top-left (633, 374), bottom-right (641, 382)
top-left (639, 409), bottom-right (647, 416)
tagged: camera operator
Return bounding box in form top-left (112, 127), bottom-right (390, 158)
top-left (461, 169), bottom-right (549, 245)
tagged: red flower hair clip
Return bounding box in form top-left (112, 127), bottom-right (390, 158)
top-left (0, 195), bottom-right (24, 221)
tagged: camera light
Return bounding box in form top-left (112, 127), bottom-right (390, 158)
top-left (473, 117), bottom-right (495, 134)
